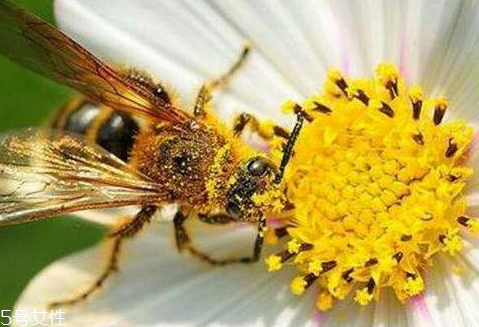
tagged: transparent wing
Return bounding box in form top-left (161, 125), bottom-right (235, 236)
top-left (0, 128), bottom-right (164, 226)
top-left (0, 0), bottom-right (191, 124)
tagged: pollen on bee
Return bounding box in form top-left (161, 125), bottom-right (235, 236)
top-left (266, 63), bottom-right (475, 311)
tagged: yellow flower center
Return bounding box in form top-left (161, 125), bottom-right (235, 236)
top-left (265, 63), bottom-right (477, 311)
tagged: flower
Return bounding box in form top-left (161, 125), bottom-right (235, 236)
top-left (14, 0), bottom-right (479, 326)
top-left (266, 63), bottom-right (475, 310)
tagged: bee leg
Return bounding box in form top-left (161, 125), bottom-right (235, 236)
top-left (194, 44), bottom-right (250, 118)
top-left (49, 205), bottom-right (157, 308)
top-left (232, 112), bottom-right (290, 140)
top-left (174, 210), bottom-right (266, 265)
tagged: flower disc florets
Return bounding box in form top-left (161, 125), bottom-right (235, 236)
top-left (266, 63), bottom-right (477, 311)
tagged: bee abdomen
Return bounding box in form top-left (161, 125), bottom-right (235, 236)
top-left (51, 97), bottom-right (140, 162)
top-left (95, 111), bottom-right (139, 162)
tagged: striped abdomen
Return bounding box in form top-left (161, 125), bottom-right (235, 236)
top-left (51, 97), bottom-right (140, 162)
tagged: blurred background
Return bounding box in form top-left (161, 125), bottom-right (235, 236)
top-left (0, 0), bottom-right (106, 323)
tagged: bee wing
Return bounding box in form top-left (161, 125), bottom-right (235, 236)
top-left (0, 128), bottom-right (164, 226)
top-left (0, 0), bottom-right (191, 124)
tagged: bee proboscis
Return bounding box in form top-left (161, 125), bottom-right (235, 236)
top-left (0, 0), bottom-right (304, 307)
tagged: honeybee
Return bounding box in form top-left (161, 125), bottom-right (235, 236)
top-left (0, 0), bottom-right (304, 307)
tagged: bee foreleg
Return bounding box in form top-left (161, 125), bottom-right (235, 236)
top-left (232, 112), bottom-right (289, 140)
top-left (193, 44), bottom-right (250, 118)
top-left (48, 205), bottom-right (157, 308)
top-left (236, 215), bottom-right (266, 263)
top-left (174, 210), bottom-right (266, 265)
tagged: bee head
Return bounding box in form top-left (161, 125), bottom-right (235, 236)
top-left (225, 156), bottom-right (281, 222)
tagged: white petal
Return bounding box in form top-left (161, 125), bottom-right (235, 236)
top-left (372, 291), bottom-right (408, 327)
top-left (465, 121), bottom-right (479, 210)
top-left (55, 0), bottom-right (479, 123)
top-left (16, 218), bottom-right (413, 327)
top-left (410, 0), bottom-right (479, 122)
top-left (15, 221), bottom-right (304, 327)
top-left (54, 0), bottom-right (300, 126)
top-left (405, 256), bottom-right (479, 327)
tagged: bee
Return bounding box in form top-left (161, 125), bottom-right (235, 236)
top-left (0, 0), bottom-right (305, 307)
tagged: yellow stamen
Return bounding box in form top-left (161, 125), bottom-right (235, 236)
top-left (265, 255), bottom-right (283, 272)
top-left (469, 219), bottom-right (479, 235)
top-left (354, 288), bottom-right (374, 306)
top-left (287, 239), bottom-right (302, 253)
top-left (408, 86), bottom-right (424, 103)
top-left (317, 292), bottom-right (334, 312)
top-left (281, 100), bottom-right (299, 114)
top-left (291, 276), bottom-right (307, 295)
top-left (267, 63), bottom-right (475, 310)
top-left (403, 276), bottom-right (424, 297)
top-left (375, 62), bottom-right (399, 86)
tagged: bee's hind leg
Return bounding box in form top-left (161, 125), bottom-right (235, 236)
top-left (174, 210), bottom-right (269, 265)
top-left (193, 44), bottom-right (250, 118)
top-left (49, 205), bottom-right (157, 308)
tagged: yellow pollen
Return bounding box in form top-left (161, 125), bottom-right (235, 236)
top-left (403, 276), bottom-right (425, 297)
top-left (375, 62), bottom-right (399, 85)
top-left (265, 255), bottom-right (282, 272)
top-left (291, 276), bottom-right (307, 295)
top-left (354, 288), bottom-right (374, 306)
top-left (408, 86), bottom-right (423, 102)
top-left (281, 99), bottom-right (299, 114)
top-left (317, 292), bottom-right (334, 311)
top-left (286, 239), bottom-right (301, 253)
top-left (327, 68), bottom-right (343, 83)
top-left (267, 63), bottom-right (475, 310)
top-left (469, 219), bottom-right (479, 235)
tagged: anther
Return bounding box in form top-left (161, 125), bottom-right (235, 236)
top-left (401, 234), bottom-right (412, 241)
top-left (366, 278), bottom-right (376, 294)
top-left (406, 272), bottom-right (416, 279)
top-left (300, 243), bottom-right (314, 251)
top-left (438, 234), bottom-right (446, 244)
top-left (446, 139), bottom-right (458, 158)
top-left (457, 216), bottom-right (470, 227)
top-left (412, 133), bottom-right (425, 145)
top-left (378, 101), bottom-right (395, 117)
top-left (321, 260), bottom-right (337, 273)
top-left (304, 273), bottom-right (319, 289)
top-left (277, 249), bottom-right (296, 263)
top-left (294, 105), bottom-right (313, 122)
top-left (327, 69), bottom-right (349, 97)
top-left (408, 86), bottom-right (423, 120)
top-left (336, 78), bottom-right (349, 96)
top-left (448, 174), bottom-right (461, 182)
top-left (355, 89), bottom-right (370, 105)
top-left (273, 126), bottom-right (290, 139)
top-left (342, 268), bottom-right (354, 282)
top-left (375, 63), bottom-right (399, 99)
top-left (433, 98), bottom-right (448, 125)
top-left (365, 258), bottom-right (378, 267)
top-left (421, 212), bottom-right (434, 221)
top-left (386, 80), bottom-right (399, 99)
top-left (393, 252), bottom-right (403, 262)
top-left (312, 101), bottom-right (332, 114)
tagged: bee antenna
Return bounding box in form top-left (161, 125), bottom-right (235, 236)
top-left (274, 105), bottom-right (306, 184)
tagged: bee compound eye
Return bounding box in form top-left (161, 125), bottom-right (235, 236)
top-left (226, 201), bottom-right (242, 219)
top-left (247, 157), bottom-right (269, 177)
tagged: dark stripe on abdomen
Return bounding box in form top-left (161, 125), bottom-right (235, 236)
top-left (96, 112), bottom-right (139, 162)
top-left (52, 97), bottom-right (139, 162)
